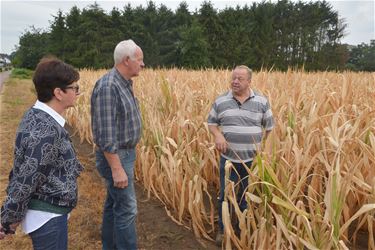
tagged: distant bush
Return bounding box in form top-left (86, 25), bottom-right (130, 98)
top-left (10, 68), bottom-right (33, 79)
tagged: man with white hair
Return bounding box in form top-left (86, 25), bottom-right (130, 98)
top-left (91, 39), bottom-right (145, 250)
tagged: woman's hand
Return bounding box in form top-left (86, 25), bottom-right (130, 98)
top-left (0, 222), bottom-right (19, 239)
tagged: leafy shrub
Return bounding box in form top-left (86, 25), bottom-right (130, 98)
top-left (10, 68), bottom-right (34, 79)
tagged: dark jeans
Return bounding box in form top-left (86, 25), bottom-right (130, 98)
top-left (96, 149), bottom-right (137, 250)
top-left (29, 214), bottom-right (68, 250)
top-left (218, 156), bottom-right (252, 231)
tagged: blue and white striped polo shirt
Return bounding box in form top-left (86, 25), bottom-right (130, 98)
top-left (207, 89), bottom-right (274, 163)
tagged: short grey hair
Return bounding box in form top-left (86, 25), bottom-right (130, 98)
top-left (234, 65), bottom-right (252, 80)
top-left (114, 39), bottom-right (138, 65)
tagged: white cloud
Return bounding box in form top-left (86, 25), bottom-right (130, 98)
top-left (330, 0), bottom-right (374, 45)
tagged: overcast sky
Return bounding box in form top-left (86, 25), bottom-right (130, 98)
top-left (1, 0), bottom-right (374, 54)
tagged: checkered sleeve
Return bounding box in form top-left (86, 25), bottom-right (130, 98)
top-left (91, 83), bottom-right (119, 153)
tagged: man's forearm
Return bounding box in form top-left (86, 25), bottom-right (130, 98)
top-left (208, 125), bottom-right (222, 137)
top-left (103, 151), bottom-right (123, 171)
top-left (103, 151), bottom-right (129, 188)
top-left (209, 124), bottom-right (228, 153)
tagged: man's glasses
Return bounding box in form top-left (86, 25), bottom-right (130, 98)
top-left (64, 85), bottom-right (80, 94)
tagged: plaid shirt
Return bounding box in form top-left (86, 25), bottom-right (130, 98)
top-left (91, 68), bottom-right (142, 153)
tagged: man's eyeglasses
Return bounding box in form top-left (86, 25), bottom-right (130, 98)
top-left (64, 85), bottom-right (80, 94)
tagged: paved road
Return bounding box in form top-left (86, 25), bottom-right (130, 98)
top-left (0, 71), bottom-right (11, 93)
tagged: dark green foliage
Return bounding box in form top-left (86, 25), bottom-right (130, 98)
top-left (197, 1), bottom-right (224, 67)
top-left (346, 40), bottom-right (375, 71)
top-left (10, 68), bottom-right (34, 79)
top-left (48, 10), bottom-right (66, 61)
top-left (12, 27), bottom-right (49, 69)
top-left (12, 0), bottom-right (367, 71)
top-left (177, 18), bottom-right (210, 69)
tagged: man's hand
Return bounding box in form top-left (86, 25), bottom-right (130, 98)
top-left (208, 125), bottom-right (228, 153)
top-left (112, 167), bottom-right (128, 188)
top-left (103, 151), bottom-right (129, 189)
top-left (214, 133), bottom-right (228, 153)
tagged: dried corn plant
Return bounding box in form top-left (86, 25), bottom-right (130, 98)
top-left (66, 68), bottom-right (375, 249)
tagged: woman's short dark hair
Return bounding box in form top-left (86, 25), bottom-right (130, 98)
top-left (33, 57), bottom-right (80, 102)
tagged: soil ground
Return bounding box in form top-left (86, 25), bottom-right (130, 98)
top-left (0, 76), bottom-right (219, 250)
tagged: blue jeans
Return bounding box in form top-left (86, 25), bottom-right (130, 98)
top-left (29, 214), bottom-right (68, 250)
top-left (218, 156), bottom-right (252, 231)
top-left (96, 149), bottom-right (137, 250)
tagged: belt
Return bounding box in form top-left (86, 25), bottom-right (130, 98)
top-left (94, 144), bottom-right (135, 151)
top-left (118, 145), bottom-right (135, 149)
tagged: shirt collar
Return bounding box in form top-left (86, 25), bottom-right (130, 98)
top-left (249, 89), bottom-right (255, 97)
top-left (113, 68), bottom-right (133, 87)
top-left (33, 100), bottom-right (66, 127)
top-left (228, 89), bottom-right (255, 99)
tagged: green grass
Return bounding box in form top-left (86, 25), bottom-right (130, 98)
top-left (3, 97), bottom-right (26, 107)
top-left (10, 68), bottom-right (34, 79)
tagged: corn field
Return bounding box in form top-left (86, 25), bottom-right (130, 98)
top-left (65, 69), bottom-right (375, 249)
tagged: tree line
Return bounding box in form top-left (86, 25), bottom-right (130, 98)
top-left (10, 0), bottom-right (375, 71)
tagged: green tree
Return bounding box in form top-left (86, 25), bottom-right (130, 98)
top-left (76, 3), bottom-right (112, 68)
top-left (197, 1), bottom-right (225, 67)
top-left (100, 7), bottom-right (127, 67)
top-left (12, 27), bottom-right (49, 69)
top-left (12, 0), bottom-right (351, 71)
top-left (162, 1), bottom-right (193, 67)
top-left (130, 1), bottom-right (160, 67)
top-left (156, 4), bottom-right (176, 67)
top-left (218, 5), bottom-right (255, 68)
top-left (250, 1), bottom-right (276, 69)
top-left (49, 10), bottom-right (66, 60)
top-left (177, 18), bottom-right (210, 69)
top-left (347, 40), bottom-right (375, 71)
top-left (64, 6), bottom-right (82, 66)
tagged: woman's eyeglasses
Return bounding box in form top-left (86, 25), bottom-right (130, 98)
top-left (64, 85), bottom-right (80, 94)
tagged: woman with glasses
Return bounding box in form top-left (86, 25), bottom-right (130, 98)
top-left (0, 57), bottom-right (83, 250)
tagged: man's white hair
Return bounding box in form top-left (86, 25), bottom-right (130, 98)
top-left (114, 39), bottom-right (138, 65)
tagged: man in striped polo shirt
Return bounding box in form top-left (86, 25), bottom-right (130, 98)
top-left (207, 65), bottom-right (274, 245)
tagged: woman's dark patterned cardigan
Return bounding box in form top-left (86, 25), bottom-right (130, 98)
top-left (1, 108), bottom-right (83, 226)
